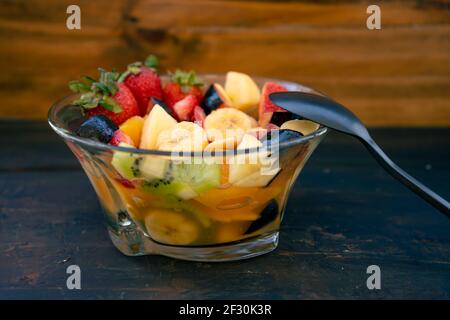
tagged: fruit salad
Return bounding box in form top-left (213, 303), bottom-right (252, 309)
top-left (68, 55), bottom-right (321, 247)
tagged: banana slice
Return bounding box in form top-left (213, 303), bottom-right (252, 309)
top-left (281, 119), bottom-right (320, 136)
top-left (204, 108), bottom-right (257, 142)
top-left (157, 121), bottom-right (208, 152)
top-left (145, 209), bottom-right (199, 245)
top-left (204, 136), bottom-right (241, 153)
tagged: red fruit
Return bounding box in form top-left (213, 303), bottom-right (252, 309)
top-left (110, 130), bottom-right (135, 146)
top-left (266, 123), bottom-right (280, 131)
top-left (163, 70), bottom-right (204, 108)
top-left (86, 83), bottom-right (139, 126)
top-left (172, 95), bottom-right (197, 121)
top-left (123, 67), bottom-right (163, 116)
top-left (192, 105), bottom-right (206, 127)
top-left (163, 82), bottom-right (187, 108)
top-left (115, 178), bottom-right (135, 189)
top-left (258, 82), bottom-right (288, 127)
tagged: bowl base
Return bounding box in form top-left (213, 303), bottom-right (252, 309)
top-left (108, 228), bottom-right (279, 262)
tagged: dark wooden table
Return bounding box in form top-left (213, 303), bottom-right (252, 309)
top-left (1, 120), bottom-right (449, 299)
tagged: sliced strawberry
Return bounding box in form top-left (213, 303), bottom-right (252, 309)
top-left (192, 105), bottom-right (206, 127)
top-left (85, 83), bottom-right (139, 125)
top-left (110, 129), bottom-right (135, 146)
top-left (258, 82), bottom-right (288, 127)
top-left (163, 70), bottom-right (204, 108)
top-left (172, 94), bottom-right (197, 121)
top-left (262, 82), bottom-right (288, 113)
top-left (121, 56), bottom-right (163, 116)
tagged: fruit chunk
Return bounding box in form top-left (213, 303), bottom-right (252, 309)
top-left (229, 134), bottom-right (280, 187)
top-left (280, 119), bottom-right (320, 136)
top-left (225, 71), bottom-right (260, 111)
top-left (245, 200), bottom-right (279, 234)
top-left (192, 105), bottom-right (206, 127)
top-left (145, 209), bottom-right (199, 245)
top-left (120, 56), bottom-right (163, 116)
top-left (111, 142), bottom-right (140, 179)
top-left (260, 129), bottom-right (304, 149)
top-left (201, 83), bottom-right (232, 114)
top-left (119, 115), bottom-right (144, 146)
top-left (216, 221), bottom-right (250, 243)
top-left (204, 108), bottom-right (256, 142)
top-left (75, 115), bottom-right (118, 143)
top-left (258, 82), bottom-right (289, 127)
top-left (172, 94), bottom-right (197, 121)
top-left (141, 161), bottom-right (221, 200)
top-left (140, 104), bottom-right (177, 150)
top-left (157, 121), bottom-right (208, 152)
top-left (110, 130), bottom-right (135, 146)
top-left (195, 185), bottom-right (282, 211)
top-left (163, 70), bottom-right (204, 108)
top-left (171, 162), bottom-right (221, 194)
top-left (70, 69), bottom-right (140, 126)
top-left (138, 156), bottom-right (169, 180)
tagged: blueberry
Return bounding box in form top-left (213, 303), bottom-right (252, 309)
top-left (270, 111), bottom-right (302, 127)
top-left (245, 200), bottom-right (279, 234)
top-left (260, 129), bottom-right (303, 149)
top-left (75, 115), bottom-right (118, 143)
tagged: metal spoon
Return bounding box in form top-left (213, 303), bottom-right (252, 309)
top-left (270, 91), bottom-right (450, 217)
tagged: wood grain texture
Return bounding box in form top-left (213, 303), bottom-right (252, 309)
top-left (1, 120), bottom-right (450, 299)
top-left (0, 0), bottom-right (449, 125)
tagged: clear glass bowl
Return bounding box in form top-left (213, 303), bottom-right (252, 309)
top-left (48, 74), bottom-right (327, 261)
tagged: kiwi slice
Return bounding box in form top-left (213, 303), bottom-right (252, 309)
top-left (111, 144), bottom-right (140, 179)
top-left (170, 162), bottom-right (221, 194)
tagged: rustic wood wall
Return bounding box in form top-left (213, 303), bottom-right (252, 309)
top-left (0, 0), bottom-right (449, 126)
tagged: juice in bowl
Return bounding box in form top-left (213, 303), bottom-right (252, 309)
top-left (48, 56), bottom-right (327, 261)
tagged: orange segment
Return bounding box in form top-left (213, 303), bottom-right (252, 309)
top-left (119, 116), bottom-right (144, 146)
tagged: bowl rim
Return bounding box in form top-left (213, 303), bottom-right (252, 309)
top-left (48, 74), bottom-right (328, 156)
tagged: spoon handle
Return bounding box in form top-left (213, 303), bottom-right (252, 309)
top-left (361, 137), bottom-right (450, 217)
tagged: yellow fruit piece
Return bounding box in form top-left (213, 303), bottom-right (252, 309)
top-left (119, 116), bottom-right (144, 146)
top-left (140, 104), bottom-right (177, 150)
top-left (145, 209), bottom-right (199, 245)
top-left (281, 119), bottom-right (320, 136)
top-left (216, 221), bottom-right (250, 243)
top-left (157, 121), bottom-right (208, 152)
top-left (225, 71), bottom-right (261, 111)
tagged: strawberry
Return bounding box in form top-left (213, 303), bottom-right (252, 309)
top-left (172, 94), bottom-right (197, 121)
top-left (261, 82), bottom-right (288, 113)
top-left (192, 105), bottom-right (206, 127)
top-left (109, 129), bottom-right (135, 146)
top-left (163, 70), bottom-right (204, 108)
top-left (69, 69), bottom-right (139, 126)
top-left (258, 82), bottom-right (288, 127)
top-left (120, 55), bottom-right (163, 116)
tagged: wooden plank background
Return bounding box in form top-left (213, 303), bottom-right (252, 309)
top-left (0, 0), bottom-right (449, 126)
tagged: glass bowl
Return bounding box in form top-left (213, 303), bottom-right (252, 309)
top-left (48, 74), bottom-right (327, 262)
